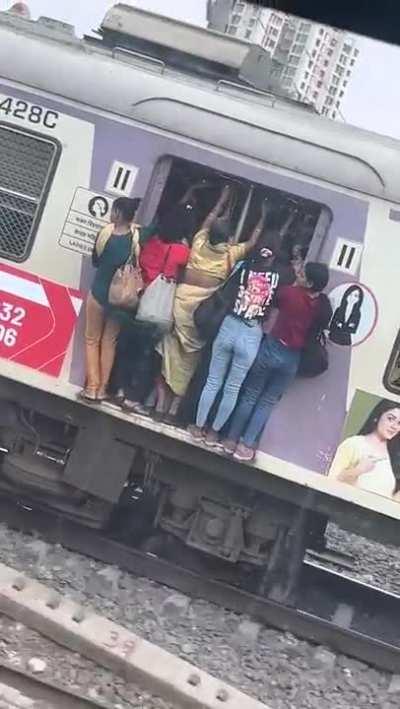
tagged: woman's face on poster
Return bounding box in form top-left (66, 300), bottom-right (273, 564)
top-left (377, 408), bottom-right (400, 440)
top-left (346, 288), bottom-right (362, 308)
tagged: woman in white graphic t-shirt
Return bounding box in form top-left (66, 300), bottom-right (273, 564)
top-left (329, 400), bottom-right (400, 499)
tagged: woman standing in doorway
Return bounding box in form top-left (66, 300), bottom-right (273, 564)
top-left (329, 400), bottom-right (400, 499)
top-left (156, 184), bottom-right (262, 421)
top-left (80, 197), bottom-right (140, 403)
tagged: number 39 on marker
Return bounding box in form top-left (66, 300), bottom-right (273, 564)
top-left (0, 96), bottom-right (59, 128)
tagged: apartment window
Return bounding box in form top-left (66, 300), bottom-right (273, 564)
top-left (326, 97), bottom-right (333, 106)
top-left (343, 43), bottom-right (352, 54)
top-left (336, 101), bottom-right (340, 108)
top-left (282, 77), bottom-right (292, 87)
top-left (286, 67), bottom-right (296, 77)
top-left (350, 59), bottom-right (355, 66)
top-left (346, 69), bottom-right (351, 76)
top-left (248, 18), bottom-right (256, 27)
top-left (0, 124), bottom-right (60, 262)
top-left (297, 32), bottom-right (308, 43)
top-left (331, 38), bottom-right (337, 47)
top-left (319, 28), bottom-right (324, 35)
top-left (305, 72), bottom-right (310, 79)
top-left (320, 70), bottom-right (325, 77)
top-left (327, 48), bottom-right (333, 57)
top-left (329, 86), bottom-right (337, 95)
top-left (308, 60), bottom-right (313, 69)
top-left (289, 55), bottom-right (300, 66)
top-left (324, 60), bottom-right (329, 67)
top-left (313, 91), bottom-right (319, 99)
top-left (316, 39), bottom-right (321, 47)
top-left (300, 81), bottom-right (306, 89)
top-left (235, 2), bottom-right (245, 10)
top-left (332, 111), bottom-right (337, 118)
top-left (272, 28), bottom-right (279, 37)
top-left (228, 26), bottom-right (237, 35)
top-left (245, 29), bottom-right (252, 39)
top-left (354, 48), bottom-right (359, 56)
top-left (336, 65), bottom-right (344, 76)
top-left (317, 81), bottom-right (323, 88)
top-left (231, 13), bottom-right (241, 24)
top-left (300, 22), bottom-right (311, 32)
top-left (343, 80), bottom-right (348, 87)
top-left (340, 54), bottom-right (348, 64)
top-left (321, 107), bottom-right (329, 116)
top-left (332, 75), bottom-right (339, 86)
top-left (292, 43), bottom-right (302, 54)
top-left (312, 50), bottom-right (316, 58)
top-left (268, 39), bottom-right (275, 48)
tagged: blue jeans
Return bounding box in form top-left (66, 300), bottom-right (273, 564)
top-left (196, 315), bottom-right (263, 432)
top-left (227, 333), bottom-right (300, 448)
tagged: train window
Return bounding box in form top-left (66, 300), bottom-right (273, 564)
top-left (143, 157), bottom-right (332, 268)
top-left (384, 333), bottom-right (400, 396)
top-left (0, 124), bottom-right (59, 262)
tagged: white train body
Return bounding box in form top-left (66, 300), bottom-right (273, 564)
top-left (1, 5), bottom-right (400, 552)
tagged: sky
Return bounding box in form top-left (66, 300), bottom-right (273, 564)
top-left (1, 0), bottom-right (399, 141)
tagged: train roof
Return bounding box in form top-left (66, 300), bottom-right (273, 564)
top-left (1, 4), bottom-right (400, 203)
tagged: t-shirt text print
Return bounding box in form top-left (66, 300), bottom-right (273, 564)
top-left (233, 269), bottom-right (280, 321)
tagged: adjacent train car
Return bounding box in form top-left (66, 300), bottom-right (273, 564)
top-left (1, 4), bottom-right (400, 595)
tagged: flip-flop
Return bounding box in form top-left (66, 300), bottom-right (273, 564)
top-left (77, 390), bottom-right (99, 404)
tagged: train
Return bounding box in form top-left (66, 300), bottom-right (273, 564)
top-left (1, 3), bottom-right (400, 601)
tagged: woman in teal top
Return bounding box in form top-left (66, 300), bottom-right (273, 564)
top-left (81, 197), bottom-right (140, 402)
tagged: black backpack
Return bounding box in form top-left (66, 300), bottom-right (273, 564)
top-left (297, 293), bottom-right (332, 378)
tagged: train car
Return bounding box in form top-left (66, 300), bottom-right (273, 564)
top-left (1, 3), bottom-right (400, 599)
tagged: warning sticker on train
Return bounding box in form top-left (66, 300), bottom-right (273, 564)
top-left (0, 263), bottom-right (83, 377)
top-left (59, 188), bottom-right (111, 256)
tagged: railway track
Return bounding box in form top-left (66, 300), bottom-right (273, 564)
top-left (0, 658), bottom-right (107, 708)
top-left (0, 494), bottom-right (399, 675)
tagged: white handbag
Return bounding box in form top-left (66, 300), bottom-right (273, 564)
top-left (136, 246), bottom-right (176, 331)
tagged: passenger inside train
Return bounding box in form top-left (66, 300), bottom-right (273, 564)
top-left (83, 159), bottom-right (333, 463)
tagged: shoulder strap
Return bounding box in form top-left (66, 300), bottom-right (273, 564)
top-left (129, 224), bottom-right (141, 264)
top-left (95, 223), bottom-right (114, 258)
top-left (161, 244), bottom-right (172, 273)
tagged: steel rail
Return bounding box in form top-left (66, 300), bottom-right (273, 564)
top-left (0, 657), bottom-right (108, 708)
top-left (0, 495), bottom-right (399, 674)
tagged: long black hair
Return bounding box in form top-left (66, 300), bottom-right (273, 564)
top-left (158, 203), bottom-right (196, 244)
top-left (359, 399), bottom-right (400, 487)
top-left (336, 284), bottom-right (364, 319)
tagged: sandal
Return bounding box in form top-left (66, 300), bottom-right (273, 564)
top-left (233, 443), bottom-right (256, 462)
top-left (204, 429), bottom-right (222, 449)
top-left (187, 425), bottom-right (205, 441)
top-left (78, 389), bottom-right (99, 404)
top-left (121, 399), bottom-right (140, 413)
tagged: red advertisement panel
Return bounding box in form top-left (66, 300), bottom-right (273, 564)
top-left (0, 263), bottom-right (84, 377)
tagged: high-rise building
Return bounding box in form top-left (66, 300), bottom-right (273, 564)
top-left (207, 1), bottom-right (359, 120)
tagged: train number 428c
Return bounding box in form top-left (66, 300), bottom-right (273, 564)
top-left (0, 97), bottom-right (59, 128)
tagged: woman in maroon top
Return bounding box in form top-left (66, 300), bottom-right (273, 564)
top-left (223, 262), bottom-right (331, 461)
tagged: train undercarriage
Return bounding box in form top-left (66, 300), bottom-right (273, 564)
top-left (0, 380), bottom-right (326, 603)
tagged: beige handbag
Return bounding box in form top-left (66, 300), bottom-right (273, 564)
top-left (108, 226), bottom-right (143, 310)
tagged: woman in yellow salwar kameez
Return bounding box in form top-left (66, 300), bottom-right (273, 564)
top-left (156, 184), bottom-right (267, 420)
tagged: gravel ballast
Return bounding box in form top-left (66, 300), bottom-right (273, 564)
top-left (0, 522), bottom-right (399, 709)
top-left (0, 613), bottom-right (173, 708)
